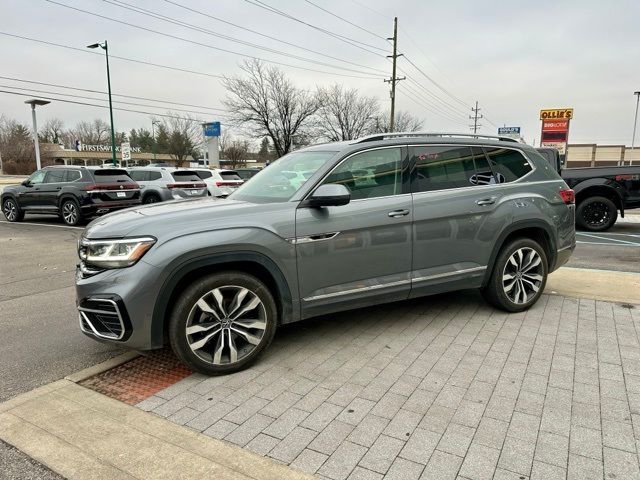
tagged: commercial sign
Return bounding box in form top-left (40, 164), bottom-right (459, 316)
top-left (121, 142), bottom-right (131, 161)
top-left (79, 144), bottom-right (142, 153)
top-left (540, 108), bottom-right (573, 155)
top-left (539, 108), bottom-right (573, 120)
top-left (498, 126), bottom-right (521, 139)
top-left (203, 122), bottom-right (221, 137)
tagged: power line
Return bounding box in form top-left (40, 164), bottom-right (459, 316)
top-left (398, 84), bottom-right (468, 126)
top-left (0, 31), bottom-right (226, 80)
top-left (0, 89), bottom-right (210, 122)
top-left (44, 0), bottom-right (381, 79)
top-left (161, 0), bottom-right (386, 74)
top-left (243, 0), bottom-right (388, 56)
top-left (0, 76), bottom-right (227, 112)
top-left (102, 0), bottom-right (386, 76)
top-left (302, 0), bottom-right (388, 41)
top-left (400, 83), bottom-right (468, 124)
top-left (0, 84), bottom-right (228, 118)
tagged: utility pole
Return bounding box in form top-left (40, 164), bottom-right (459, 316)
top-left (632, 91), bottom-right (640, 149)
top-left (384, 17), bottom-right (405, 132)
top-left (469, 101), bottom-right (483, 134)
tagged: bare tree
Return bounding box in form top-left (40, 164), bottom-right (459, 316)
top-left (315, 84), bottom-right (379, 141)
top-left (370, 110), bottom-right (424, 134)
top-left (39, 117), bottom-right (65, 144)
top-left (0, 115), bottom-right (35, 174)
top-left (61, 119), bottom-right (110, 147)
top-left (223, 60), bottom-right (320, 158)
top-left (223, 139), bottom-right (249, 169)
top-left (154, 114), bottom-right (203, 166)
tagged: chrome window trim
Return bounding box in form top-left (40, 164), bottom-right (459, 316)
top-left (78, 298), bottom-right (125, 340)
top-left (303, 145), bottom-right (407, 203)
top-left (87, 188), bottom-right (140, 193)
top-left (407, 143), bottom-right (537, 191)
top-left (410, 178), bottom-right (562, 198)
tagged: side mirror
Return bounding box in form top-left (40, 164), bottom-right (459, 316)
top-left (21, 180), bottom-right (31, 187)
top-left (305, 184), bottom-right (351, 208)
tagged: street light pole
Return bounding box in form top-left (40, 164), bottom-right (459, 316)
top-left (632, 91), bottom-right (640, 149)
top-left (24, 99), bottom-right (50, 171)
top-left (152, 120), bottom-right (160, 162)
top-left (88, 40), bottom-right (117, 166)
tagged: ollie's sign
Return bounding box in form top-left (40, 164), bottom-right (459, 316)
top-left (540, 109), bottom-right (573, 155)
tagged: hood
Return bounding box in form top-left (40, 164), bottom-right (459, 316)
top-left (83, 197), bottom-right (291, 239)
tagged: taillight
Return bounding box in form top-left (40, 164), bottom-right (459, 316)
top-left (215, 181), bottom-right (238, 187)
top-left (559, 188), bottom-right (575, 204)
top-left (166, 182), bottom-right (206, 189)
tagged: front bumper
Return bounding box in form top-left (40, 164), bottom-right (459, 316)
top-left (75, 260), bottom-right (164, 350)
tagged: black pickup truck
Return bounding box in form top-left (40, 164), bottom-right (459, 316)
top-left (536, 148), bottom-right (640, 231)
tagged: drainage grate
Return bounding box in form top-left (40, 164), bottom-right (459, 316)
top-left (80, 348), bottom-right (192, 405)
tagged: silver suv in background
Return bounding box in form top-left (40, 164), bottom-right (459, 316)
top-left (77, 133), bottom-right (576, 375)
top-left (191, 168), bottom-right (244, 197)
top-left (126, 167), bottom-right (207, 203)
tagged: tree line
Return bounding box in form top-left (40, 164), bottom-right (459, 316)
top-left (0, 60), bottom-right (423, 174)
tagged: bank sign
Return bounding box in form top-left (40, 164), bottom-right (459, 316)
top-left (79, 144), bottom-right (142, 153)
top-left (203, 122), bottom-right (221, 137)
top-left (540, 108), bottom-right (573, 155)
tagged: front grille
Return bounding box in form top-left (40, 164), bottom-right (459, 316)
top-left (78, 298), bottom-right (125, 340)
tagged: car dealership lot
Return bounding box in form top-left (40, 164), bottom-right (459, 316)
top-left (1, 217), bottom-right (640, 479)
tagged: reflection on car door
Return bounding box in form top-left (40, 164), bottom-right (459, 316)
top-left (295, 146), bottom-right (413, 318)
top-left (20, 170), bottom-right (47, 210)
top-left (40, 169), bottom-right (67, 211)
top-left (409, 145), bottom-right (508, 298)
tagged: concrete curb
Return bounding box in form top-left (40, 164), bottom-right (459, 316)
top-left (64, 351), bottom-right (140, 383)
top-left (0, 381), bottom-right (314, 480)
top-left (546, 266), bottom-right (640, 304)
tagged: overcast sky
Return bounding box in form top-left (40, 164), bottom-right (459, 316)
top-left (1, 0), bottom-right (639, 146)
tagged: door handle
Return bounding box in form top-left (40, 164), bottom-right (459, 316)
top-left (56, 187), bottom-right (62, 190)
top-left (388, 209), bottom-right (410, 218)
top-left (475, 197), bottom-right (497, 206)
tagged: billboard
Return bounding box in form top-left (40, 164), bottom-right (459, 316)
top-left (540, 109), bottom-right (572, 155)
top-left (498, 126), bottom-right (521, 139)
top-left (203, 122), bottom-right (221, 137)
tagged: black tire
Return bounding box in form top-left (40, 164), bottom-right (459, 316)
top-left (143, 193), bottom-right (161, 204)
top-left (576, 196), bottom-right (618, 232)
top-left (59, 198), bottom-right (82, 226)
top-left (482, 238), bottom-right (548, 312)
top-left (2, 197), bottom-right (24, 222)
top-left (169, 271), bottom-right (277, 375)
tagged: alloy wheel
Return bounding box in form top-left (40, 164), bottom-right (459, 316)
top-left (582, 201), bottom-right (610, 228)
top-left (62, 202), bottom-right (78, 225)
top-left (185, 285), bottom-right (267, 365)
top-left (3, 200), bottom-right (17, 221)
top-left (502, 247), bottom-right (544, 305)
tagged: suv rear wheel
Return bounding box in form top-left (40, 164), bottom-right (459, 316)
top-left (169, 271), bottom-right (277, 375)
top-left (60, 199), bottom-right (82, 226)
top-left (482, 238), bottom-right (548, 312)
top-left (2, 197), bottom-right (24, 222)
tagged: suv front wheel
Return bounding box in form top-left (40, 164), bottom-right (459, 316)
top-left (169, 271), bottom-right (277, 375)
top-left (2, 197), bottom-right (24, 222)
top-left (482, 238), bottom-right (548, 312)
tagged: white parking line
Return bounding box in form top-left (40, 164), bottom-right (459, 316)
top-left (0, 220), bottom-right (84, 230)
top-left (577, 241), bottom-right (640, 247)
top-left (577, 232), bottom-right (640, 246)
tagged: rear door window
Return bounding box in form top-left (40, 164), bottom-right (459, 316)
top-left (44, 169), bottom-right (65, 183)
top-left (148, 171), bottom-right (162, 181)
top-left (411, 145), bottom-right (492, 192)
top-left (483, 147), bottom-right (533, 182)
top-left (128, 170), bottom-right (149, 182)
top-left (92, 169), bottom-right (133, 183)
top-left (65, 170), bottom-right (82, 182)
top-left (171, 171), bottom-right (201, 182)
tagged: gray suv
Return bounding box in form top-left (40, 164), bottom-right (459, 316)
top-left (126, 167), bottom-right (208, 203)
top-left (76, 133), bottom-right (576, 375)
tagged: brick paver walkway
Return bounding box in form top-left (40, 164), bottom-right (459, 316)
top-left (137, 292), bottom-right (640, 480)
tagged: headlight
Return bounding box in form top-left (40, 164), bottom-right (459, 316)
top-left (78, 236), bottom-right (156, 269)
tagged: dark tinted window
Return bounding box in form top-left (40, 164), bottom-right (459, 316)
top-left (412, 145), bottom-right (491, 192)
top-left (171, 171), bottom-right (201, 182)
top-left (148, 171), bottom-right (162, 181)
top-left (44, 169), bottom-right (65, 183)
top-left (323, 147), bottom-right (402, 200)
top-left (483, 148), bottom-right (533, 182)
top-left (92, 169), bottom-right (132, 183)
top-left (221, 171), bottom-right (242, 181)
top-left (196, 170), bottom-right (213, 179)
top-left (128, 170), bottom-right (148, 181)
top-left (66, 170), bottom-right (82, 182)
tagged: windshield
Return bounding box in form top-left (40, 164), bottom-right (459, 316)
top-left (229, 150), bottom-right (337, 203)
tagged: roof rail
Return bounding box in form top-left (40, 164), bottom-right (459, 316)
top-left (352, 132), bottom-right (521, 144)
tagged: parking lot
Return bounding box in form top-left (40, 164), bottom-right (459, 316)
top-left (1, 214), bottom-right (639, 479)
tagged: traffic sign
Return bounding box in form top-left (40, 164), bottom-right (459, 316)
top-left (121, 142), bottom-right (131, 161)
